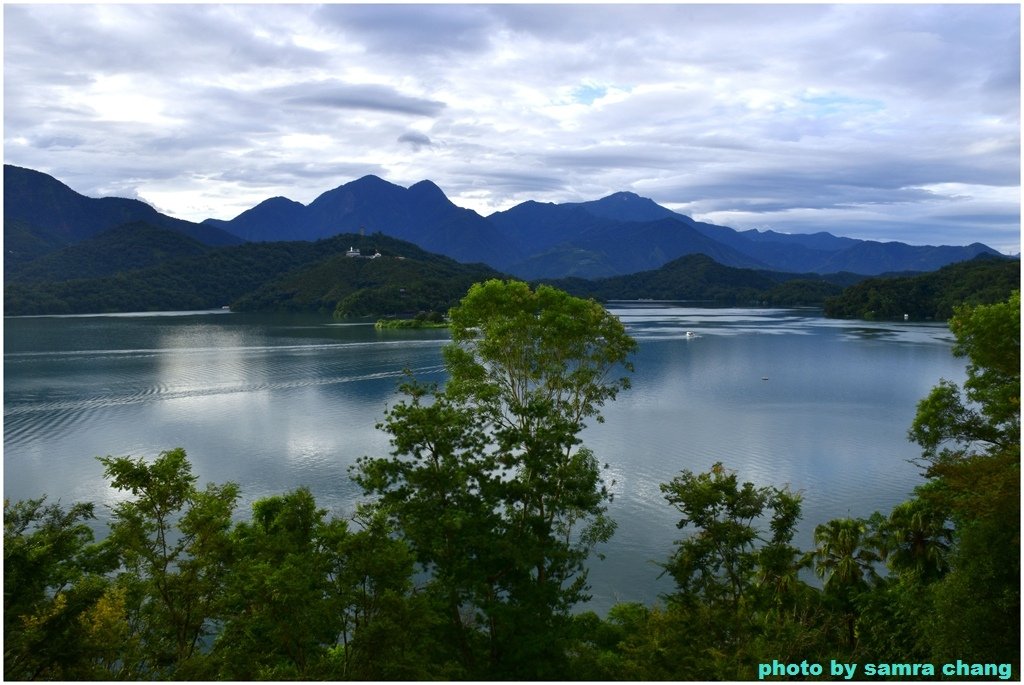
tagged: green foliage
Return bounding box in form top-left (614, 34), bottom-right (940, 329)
top-left (811, 518), bottom-right (881, 594)
top-left (653, 462), bottom-right (820, 678)
top-left (354, 279), bottom-right (635, 678)
top-left (4, 497), bottom-right (117, 680)
top-left (824, 255), bottom-right (1019, 320)
top-left (873, 495), bottom-right (953, 581)
top-left (211, 488), bottom-right (341, 678)
top-left (374, 311), bottom-right (448, 328)
top-left (909, 290), bottom-right (1020, 463)
top-left (904, 290), bottom-right (1020, 671)
top-left (99, 448), bottom-right (240, 675)
top-left (661, 462), bottom-right (804, 613)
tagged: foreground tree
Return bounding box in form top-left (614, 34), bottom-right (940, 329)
top-left (4, 497), bottom-right (117, 679)
top-left (654, 463), bottom-right (814, 678)
top-left (810, 517), bottom-right (882, 649)
top-left (909, 290), bottom-right (1019, 464)
top-left (354, 279), bottom-right (635, 678)
top-left (907, 291), bottom-right (1020, 669)
top-left (99, 448), bottom-right (239, 676)
top-left (210, 488), bottom-right (344, 678)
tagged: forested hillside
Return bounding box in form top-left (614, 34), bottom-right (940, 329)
top-left (823, 255), bottom-right (1019, 320)
top-left (4, 232), bottom-right (501, 317)
top-left (6, 222), bottom-right (212, 284)
top-left (546, 253), bottom-right (855, 306)
top-left (233, 244), bottom-right (501, 317)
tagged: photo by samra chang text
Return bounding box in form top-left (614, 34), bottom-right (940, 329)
top-left (758, 659), bottom-right (1014, 680)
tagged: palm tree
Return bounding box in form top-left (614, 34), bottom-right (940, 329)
top-left (878, 499), bottom-right (952, 581)
top-left (811, 517), bottom-right (881, 647)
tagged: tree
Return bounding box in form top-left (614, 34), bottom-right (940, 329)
top-left (810, 517), bottom-right (882, 648)
top-left (909, 290), bottom-right (1020, 464)
top-left (4, 497), bottom-right (116, 679)
top-left (658, 462), bottom-right (811, 678)
top-left (328, 505), bottom-right (443, 680)
top-left (874, 494), bottom-right (952, 582)
top-left (210, 488), bottom-right (344, 679)
top-left (661, 463), bottom-right (804, 613)
top-left (99, 448), bottom-right (239, 676)
top-left (906, 291), bottom-right (1020, 670)
top-left (354, 279), bottom-right (635, 678)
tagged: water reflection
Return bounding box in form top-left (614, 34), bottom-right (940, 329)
top-left (4, 307), bottom-right (967, 613)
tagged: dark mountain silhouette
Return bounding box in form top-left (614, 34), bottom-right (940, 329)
top-left (507, 217), bottom-right (768, 280)
top-left (203, 196), bottom-right (307, 242)
top-left (814, 240), bottom-right (1003, 274)
top-left (740, 228), bottom-right (859, 251)
top-left (205, 175), bottom-right (521, 267)
top-left (566, 191), bottom-right (680, 222)
top-left (486, 189), bottom-right (1000, 277)
top-left (3, 165), bottom-right (241, 273)
top-left (486, 201), bottom-right (617, 255)
top-left (5, 165), bottom-right (1005, 284)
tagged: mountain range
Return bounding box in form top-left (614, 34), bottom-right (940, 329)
top-left (4, 164), bottom-right (1004, 284)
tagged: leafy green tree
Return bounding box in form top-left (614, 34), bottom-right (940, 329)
top-left (210, 488), bottom-right (344, 679)
top-left (909, 290), bottom-right (1020, 464)
top-left (4, 497), bottom-right (116, 679)
top-left (661, 463), bottom-right (804, 613)
top-left (657, 462), bottom-right (812, 678)
top-left (329, 506), bottom-right (445, 680)
top-left (903, 292), bottom-right (1019, 669)
top-left (99, 448), bottom-right (239, 676)
top-left (354, 279), bottom-right (635, 678)
top-left (811, 518), bottom-right (881, 592)
top-left (874, 494), bottom-right (953, 581)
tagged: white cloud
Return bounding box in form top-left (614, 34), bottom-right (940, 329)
top-left (3, 3), bottom-right (1019, 253)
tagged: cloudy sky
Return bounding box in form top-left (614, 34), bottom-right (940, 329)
top-left (4, 3), bottom-right (1020, 253)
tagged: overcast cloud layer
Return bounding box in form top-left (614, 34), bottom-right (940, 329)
top-left (4, 4), bottom-right (1020, 253)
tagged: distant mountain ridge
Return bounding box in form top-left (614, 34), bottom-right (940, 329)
top-left (201, 169), bottom-right (1000, 277)
top-left (204, 174), bottom-right (519, 267)
top-left (4, 165), bottom-right (1005, 282)
top-left (3, 165), bottom-right (241, 272)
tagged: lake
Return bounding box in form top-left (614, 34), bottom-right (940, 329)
top-left (3, 304), bottom-right (965, 613)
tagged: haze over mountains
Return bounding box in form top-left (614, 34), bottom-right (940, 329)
top-left (5, 164), bottom-right (1003, 283)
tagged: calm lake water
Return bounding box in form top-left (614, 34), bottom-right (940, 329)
top-left (4, 304), bottom-right (965, 613)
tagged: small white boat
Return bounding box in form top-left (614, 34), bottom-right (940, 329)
top-left (684, 331), bottom-right (698, 339)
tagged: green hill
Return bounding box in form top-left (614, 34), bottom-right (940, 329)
top-left (3, 232), bottom-right (502, 317)
top-left (544, 253), bottom-right (852, 306)
top-left (823, 255), bottom-right (1020, 320)
top-left (233, 242), bottom-right (502, 318)
top-left (7, 221), bottom-right (212, 284)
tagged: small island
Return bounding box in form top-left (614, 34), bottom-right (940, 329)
top-left (374, 311), bottom-right (449, 329)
